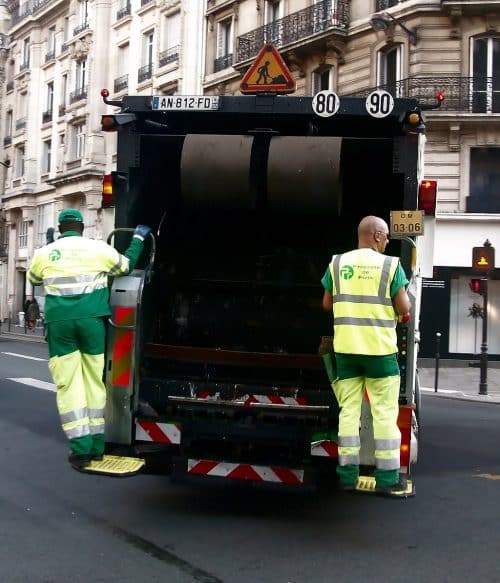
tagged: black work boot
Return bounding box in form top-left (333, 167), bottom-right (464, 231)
top-left (376, 476), bottom-right (414, 498)
top-left (68, 453), bottom-right (92, 469)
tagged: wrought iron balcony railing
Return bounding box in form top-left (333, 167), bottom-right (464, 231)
top-left (3, 136), bottom-right (12, 146)
top-left (214, 53), bottom-right (233, 73)
top-left (42, 110), bottom-right (53, 123)
top-left (138, 63), bottom-right (153, 83)
top-left (59, 104), bottom-right (66, 116)
top-left (70, 87), bottom-right (87, 103)
top-left (15, 118), bottom-right (26, 131)
top-left (73, 22), bottom-right (89, 36)
top-left (11, 0), bottom-right (52, 25)
top-left (141, 0), bottom-right (153, 7)
top-left (45, 50), bottom-right (55, 62)
top-left (60, 42), bottom-right (69, 54)
top-left (236, 0), bottom-right (349, 63)
top-left (114, 74), bottom-right (128, 93)
top-left (159, 45), bottom-right (180, 67)
top-left (376, 0), bottom-right (408, 10)
top-left (20, 61), bottom-right (30, 71)
top-left (6, 81), bottom-right (14, 92)
top-left (116, 3), bottom-right (131, 20)
top-left (349, 76), bottom-right (500, 114)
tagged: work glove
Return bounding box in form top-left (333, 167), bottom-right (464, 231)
top-left (133, 224), bottom-right (151, 241)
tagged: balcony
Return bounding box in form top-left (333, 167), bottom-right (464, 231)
top-left (6, 81), bottom-right (14, 92)
top-left (59, 104), bottom-right (66, 116)
top-left (116, 3), bottom-right (131, 20)
top-left (15, 118), bottom-right (26, 131)
top-left (140, 0), bottom-right (154, 6)
top-left (3, 136), bottom-right (12, 146)
top-left (10, 0), bottom-right (52, 26)
top-left (42, 110), bottom-right (53, 124)
top-left (214, 53), bottom-right (233, 73)
top-left (19, 61), bottom-right (30, 72)
top-left (159, 46), bottom-right (180, 67)
top-left (350, 76), bottom-right (500, 114)
top-left (236, 0), bottom-right (349, 63)
top-left (138, 63), bottom-right (152, 83)
top-left (114, 74), bottom-right (128, 93)
top-left (69, 87), bottom-right (87, 103)
top-left (376, 0), bottom-right (408, 9)
top-left (73, 22), bottom-right (89, 36)
top-left (45, 51), bottom-right (55, 62)
top-left (60, 42), bottom-right (69, 54)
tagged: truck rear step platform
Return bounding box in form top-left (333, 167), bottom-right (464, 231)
top-left (75, 455), bottom-right (145, 477)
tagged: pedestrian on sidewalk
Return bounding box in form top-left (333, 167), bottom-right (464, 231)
top-left (26, 298), bottom-right (40, 332)
top-left (321, 215), bottom-right (411, 497)
top-left (27, 208), bottom-right (151, 470)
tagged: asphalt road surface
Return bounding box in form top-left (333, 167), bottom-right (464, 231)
top-left (1, 337), bottom-right (499, 583)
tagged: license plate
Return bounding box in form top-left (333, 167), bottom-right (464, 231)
top-left (152, 95), bottom-right (220, 111)
top-left (390, 210), bottom-right (424, 237)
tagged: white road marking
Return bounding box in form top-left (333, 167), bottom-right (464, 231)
top-left (7, 378), bottom-right (56, 392)
top-left (1, 351), bottom-right (47, 362)
top-left (421, 387), bottom-right (459, 394)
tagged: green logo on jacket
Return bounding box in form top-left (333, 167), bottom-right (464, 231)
top-left (340, 265), bottom-right (354, 280)
top-left (49, 249), bottom-right (61, 262)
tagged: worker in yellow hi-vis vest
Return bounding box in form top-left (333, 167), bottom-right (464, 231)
top-left (28, 209), bottom-right (151, 470)
top-left (321, 215), bottom-right (411, 498)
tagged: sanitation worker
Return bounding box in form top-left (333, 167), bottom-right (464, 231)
top-left (321, 215), bottom-right (411, 497)
top-left (28, 209), bottom-right (151, 469)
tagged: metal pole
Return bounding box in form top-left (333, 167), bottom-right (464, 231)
top-left (434, 332), bottom-right (441, 393)
top-left (479, 278), bottom-right (488, 395)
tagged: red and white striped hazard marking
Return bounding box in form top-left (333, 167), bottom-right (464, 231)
top-left (310, 441), bottom-right (338, 457)
top-left (135, 420), bottom-right (181, 444)
top-left (244, 394), bottom-right (307, 406)
top-left (187, 459), bottom-right (304, 485)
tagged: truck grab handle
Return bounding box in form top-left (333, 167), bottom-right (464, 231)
top-left (106, 228), bottom-right (156, 278)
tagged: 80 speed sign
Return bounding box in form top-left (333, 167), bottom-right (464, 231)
top-left (312, 90), bottom-right (340, 118)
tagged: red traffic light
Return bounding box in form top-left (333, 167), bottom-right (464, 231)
top-left (470, 278), bottom-right (486, 295)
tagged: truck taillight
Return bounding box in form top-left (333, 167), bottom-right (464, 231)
top-left (418, 179), bottom-right (437, 216)
top-left (101, 115), bottom-right (117, 132)
top-left (102, 174), bottom-right (114, 208)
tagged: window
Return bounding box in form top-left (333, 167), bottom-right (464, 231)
top-left (36, 203), bottom-right (55, 247)
top-left (46, 81), bottom-right (54, 113)
top-left (378, 45), bottom-right (402, 96)
top-left (216, 18), bottom-right (232, 58)
top-left (57, 133), bottom-right (65, 170)
top-left (143, 31), bottom-right (154, 66)
top-left (467, 148), bottom-right (500, 212)
top-left (471, 37), bottom-right (500, 113)
top-left (21, 37), bottom-right (30, 69)
top-left (312, 66), bottom-right (334, 94)
top-left (72, 123), bottom-right (85, 159)
top-left (63, 17), bottom-right (69, 42)
top-left (265, 0), bottom-right (282, 44)
top-left (78, 0), bottom-right (88, 27)
top-left (42, 140), bottom-right (52, 173)
top-left (5, 111), bottom-right (12, 137)
top-left (15, 145), bottom-right (25, 178)
top-left (165, 12), bottom-right (180, 50)
top-left (60, 74), bottom-right (67, 112)
top-left (47, 26), bottom-right (56, 58)
top-left (75, 59), bottom-right (86, 91)
top-left (18, 221), bottom-right (28, 249)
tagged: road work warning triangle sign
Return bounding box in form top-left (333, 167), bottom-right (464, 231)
top-left (240, 43), bottom-right (296, 94)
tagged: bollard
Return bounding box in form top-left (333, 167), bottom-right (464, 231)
top-left (434, 332), bottom-right (441, 393)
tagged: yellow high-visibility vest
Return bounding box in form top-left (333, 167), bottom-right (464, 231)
top-left (329, 248), bottom-right (399, 355)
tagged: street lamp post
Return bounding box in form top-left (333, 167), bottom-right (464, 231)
top-left (479, 275), bottom-right (488, 396)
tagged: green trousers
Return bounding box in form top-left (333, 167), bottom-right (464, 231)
top-left (333, 353), bottom-right (401, 489)
top-left (47, 317), bottom-right (106, 456)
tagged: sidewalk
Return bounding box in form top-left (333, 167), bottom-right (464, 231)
top-left (1, 325), bottom-right (499, 403)
top-left (418, 363), bottom-right (500, 404)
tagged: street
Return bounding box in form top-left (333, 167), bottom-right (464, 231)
top-left (1, 337), bottom-right (499, 583)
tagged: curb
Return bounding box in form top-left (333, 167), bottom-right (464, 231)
top-left (0, 332), bottom-right (46, 343)
top-left (421, 388), bottom-right (500, 405)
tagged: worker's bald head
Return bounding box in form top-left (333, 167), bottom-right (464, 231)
top-left (358, 215), bottom-right (390, 252)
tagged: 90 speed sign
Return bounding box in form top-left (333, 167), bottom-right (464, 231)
top-left (365, 90), bottom-right (394, 118)
top-left (312, 90), bottom-right (340, 118)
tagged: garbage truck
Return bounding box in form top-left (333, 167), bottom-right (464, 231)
top-left (98, 86), bottom-right (439, 488)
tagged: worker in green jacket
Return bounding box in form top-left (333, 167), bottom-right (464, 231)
top-left (321, 215), bottom-right (411, 497)
top-left (28, 208), bottom-right (151, 469)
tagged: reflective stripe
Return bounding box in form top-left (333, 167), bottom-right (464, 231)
top-left (376, 457), bottom-right (400, 470)
top-left (88, 408), bottom-right (105, 419)
top-left (65, 424), bottom-right (91, 439)
top-left (109, 255), bottom-right (129, 275)
top-left (333, 294), bottom-right (393, 306)
top-left (90, 423), bottom-right (105, 434)
top-left (45, 281), bottom-right (108, 296)
top-left (338, 435), bottom-right (360, 447)
top-left (44, 273), bottom-right (106, 285)
top-left (334, 317), bottom-right (395, 328)
top-left (332, 254), bottom-right (341, 295)
top-left (338, 454), bottom-right (360, 465)
top-left (375, 438), bottom-right (401, 450)
top-left (60, 407), bottom-right (89, 425)
top-left (378, 256), bottom-right (393, 297)
top-left (28, 273), bottom-right (43, 285)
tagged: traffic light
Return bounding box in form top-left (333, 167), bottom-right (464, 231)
top-left (470, 278), bottom-right (487, 295)
top-left (472, 245), bottom-right (495, 272)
